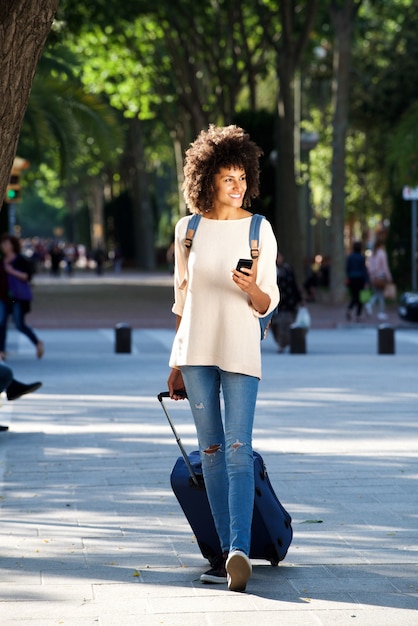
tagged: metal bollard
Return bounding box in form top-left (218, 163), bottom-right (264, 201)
top-left (377, 325), bottom-right (395, 354)
top-left (290, 327), bottom-right (306, 354)
top-left (115, 323), bottom-right (131, 353)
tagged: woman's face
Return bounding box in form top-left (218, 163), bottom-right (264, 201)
top-left (212, 166), bottom-right (247, 212)
top-left (1, 239), bottom-right (13, 255)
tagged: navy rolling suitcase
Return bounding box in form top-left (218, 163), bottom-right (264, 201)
top-left (158, 392), bottom-right (292, 566)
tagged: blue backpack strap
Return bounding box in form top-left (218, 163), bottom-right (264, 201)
top-left (249, 214), bottom-right (277, 340)
top-left (185, 213), bottom-right (202, 250)
top-left (178, 214), bottom-right (203, 290)
top-left (249, 213), bottom-right (264, 259)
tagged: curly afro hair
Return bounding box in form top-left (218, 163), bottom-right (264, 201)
top-left (182, 124), bottom-right (263, 214)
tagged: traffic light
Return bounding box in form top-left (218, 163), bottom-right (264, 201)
top-left (5, 174), bottom-right (22, 203)
top-left (4, 157), bottom-right (29, 204)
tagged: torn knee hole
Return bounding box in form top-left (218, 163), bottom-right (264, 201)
top-left (231, 440), bottom-right (244, 451)
top-left (203, 444), bottom-right (222, 455)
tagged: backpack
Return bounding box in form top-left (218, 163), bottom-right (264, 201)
top-left (184, 213), bottom-right (277, 340)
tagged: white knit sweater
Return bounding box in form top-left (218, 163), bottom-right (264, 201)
top-left (169, 215), bottom-right (280, 379)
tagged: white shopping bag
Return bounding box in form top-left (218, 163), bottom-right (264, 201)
top-left (291, 306), bottom-right (311, 331)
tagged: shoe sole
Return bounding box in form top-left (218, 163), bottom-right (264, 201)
top-left (226, 552), bottom-right (252, 592)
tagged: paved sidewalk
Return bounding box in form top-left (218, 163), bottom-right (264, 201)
top-left (0, 326), bottom-right (417, 625)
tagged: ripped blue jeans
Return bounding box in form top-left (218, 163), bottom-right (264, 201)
top-left (181, 366), bottom-right (258, 555)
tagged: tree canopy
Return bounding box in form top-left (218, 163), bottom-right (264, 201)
top-left (1, 0), bottom-right (417, 290)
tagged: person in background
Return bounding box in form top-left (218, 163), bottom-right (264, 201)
top-left (112, 245), bottom-right (123, 273)
top-left (49, 242), bottom-right (64, 277)
top-left (271, 252), bottom-right (303, 352)
top-left (319, 256), bottom-right (331, 288)
top-left (367, 239), bottom-right (393, 320)
top-left (303, 256), bottom-right (318, 302)
top-left (0, 361), bottom-right (42, 432)
top-left (64, 243), bottom-right (78, 276)
top-left (0, 234), bottom-right (44, 360)
top-left (94, 244), bottom-right (107, 275)
top-left (345, 241), bottom-right (369, 322)
top-left (167, 124), bottom-right (279, 592)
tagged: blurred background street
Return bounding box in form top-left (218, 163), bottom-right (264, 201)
top-left (28, 269), bottom-right (407, 332)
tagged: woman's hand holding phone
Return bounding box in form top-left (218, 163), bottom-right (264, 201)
top-left (236, 258), bottom-right (253, 273)
top-left (232, 258), bottom-right (254, 293)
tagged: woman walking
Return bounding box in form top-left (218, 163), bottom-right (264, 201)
top-left (167, 125), bottom-right (279, 592)
top-left (367, 239), bottom-right (393, 320)
top-left (0, 234), bottom-right (44, 360)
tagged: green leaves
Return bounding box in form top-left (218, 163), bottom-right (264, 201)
top-left (388, 103), bottom-right (418, 188)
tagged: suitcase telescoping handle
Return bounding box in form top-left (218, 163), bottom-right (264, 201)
top-left (157, 391), bottom-right (199, 487)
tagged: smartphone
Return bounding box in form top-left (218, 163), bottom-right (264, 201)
top-left (236, 258), bottom-right (253, 273)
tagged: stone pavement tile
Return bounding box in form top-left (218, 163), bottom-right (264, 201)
top-left (0, 583), bottom-right (94, 604)
top-left (286, 569), bottom-right (398, 595)
top-left (252, 592), bottom-right (360, 612)
top-left (101, 614), bottom-right (213, 626)
top-left (93, 577), bottom-right (198, 598)
top-left (353, 591), bottom-right (418, 610)
top-left (0, 571), bottom-right (42, 587)
top-left (0, 537), bottom-right (85, 567)
top-left (353, 550), bottom-right (418, 564)
top-left (0, 595), bottom-right (147, 624)
top-left (322, 563), bottom-right (418, 584)
top-left (2, 619), bottom-right (99, 626)
top-left (82, 535), bottom-right (182, 568)
top-left (0, 522), bottom-right (39, 538)
top-left (313, 607), bottom-right (418, 626)
top-left (208, 612), bottom-right (319, 626)
top-left (147, 590), bottom-right (258, 614)
top-left (41, 564), bottom-right (144, 585)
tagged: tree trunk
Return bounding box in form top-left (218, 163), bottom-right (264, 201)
top-left (263, 0), bottom-right (318, 286)
top-left (66, 186), bottom-right (80, 244)
top-left (329, 0), bottom-right (361, 303)
top-left (127, 118), bottom-right (156, 270)
top-left (277, 65), bottom-right (304, 285)
top-left (0, 0), bottom-right (59, 205)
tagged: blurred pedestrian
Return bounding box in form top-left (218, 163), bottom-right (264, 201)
top-left (319, 256), bottom-right (331, 288)
top-left (303, 256), bottom-right (319, 302)
top-left (64, 243), bottom-right (77, 276)
top-left (367, 240), bottom-right (392, 320)
top-left (0, 234), bottom-right (44, 360)
top-left (112, 245), bottom-right (123, 273)
top-left (49, 243), bottom-right (64, 277)
top-left (345, 241), bottom-right (369, 322)
top-left (271, 252), bottom-right (303, 352)
top-left (94, 244), bottom-right (107, 275)
top-left (0, 361), bottom-right (42, 432)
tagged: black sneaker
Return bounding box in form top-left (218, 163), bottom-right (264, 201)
top-left (6, 381), bottom-right (42, 402)
top-left (200, 552), bottom-right (228, 584)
